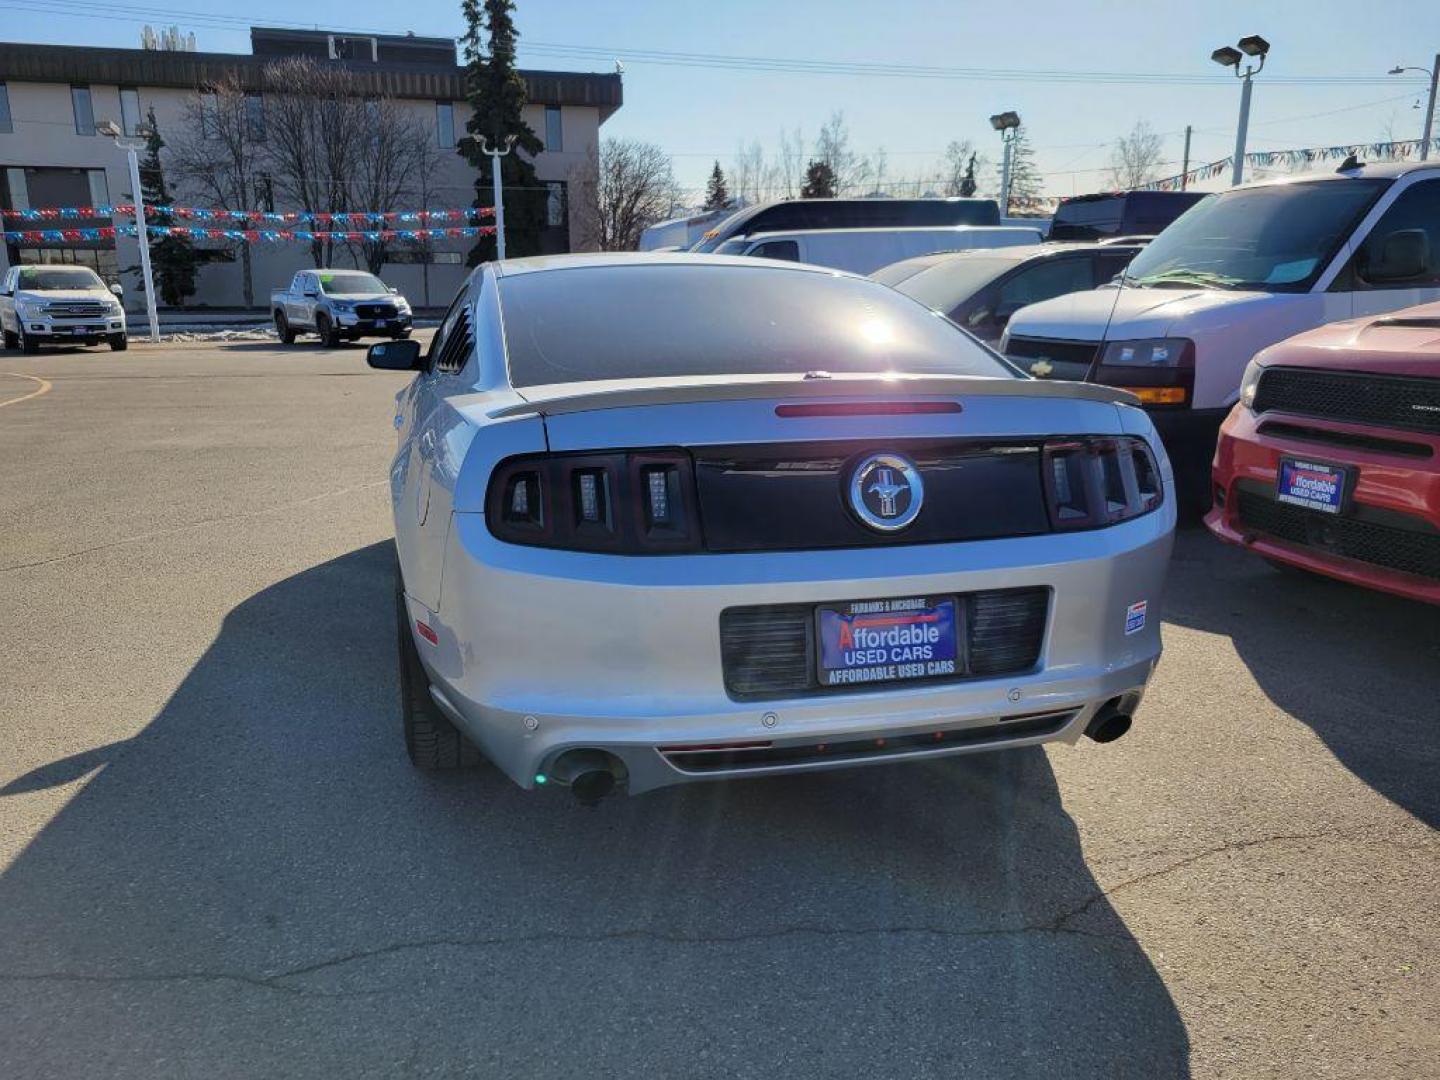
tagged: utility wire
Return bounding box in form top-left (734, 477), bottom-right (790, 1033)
top-left (0, 0), bottom-right (1418, 87)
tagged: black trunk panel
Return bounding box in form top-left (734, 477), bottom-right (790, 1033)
top-left (694, 439), bottom-right (1051, 552)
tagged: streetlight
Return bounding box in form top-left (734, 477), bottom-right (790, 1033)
top-left (1211, 34), bottom-right (1270, 186)
top-left (97, 118), bottom-right (159, 343)
top-left (989, 111), bottom-right (1021, 216)
top-left (479, 134), bottom-right (517, 261)
top-left (1388, 55), bottom-right (1439, 161)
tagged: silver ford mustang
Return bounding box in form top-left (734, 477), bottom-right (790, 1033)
top-left (370, 253), bottom-right (1175, 802)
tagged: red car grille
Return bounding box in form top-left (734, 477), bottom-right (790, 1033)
top-left (1253, 367), bottom-right (1440, 437)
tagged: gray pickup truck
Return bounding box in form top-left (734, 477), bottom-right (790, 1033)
top-left (271, 269), bottom-right (413, 347)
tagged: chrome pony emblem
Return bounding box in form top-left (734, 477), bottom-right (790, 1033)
top-left (849, 453), bottom-right (924, 532)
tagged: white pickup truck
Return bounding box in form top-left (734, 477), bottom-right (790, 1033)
top-left (1001, 161), bottom-right (1440, 501)
top-left (271, 269), bottom-right (412, 348)
top-left (0, 264), bottom-right (127, 353)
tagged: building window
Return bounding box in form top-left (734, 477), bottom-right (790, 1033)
top-left (545, 105), bottom-right (562, 152)
top-left (436, 102), bottom-right (455, 149)
top-left (71, 85), bottom-right (95, 135)
top-left (199, 91), bottom-right (218, 139)
top-left (546, 181), bottom-right (567, 228)
top-left (245, 93), bottom-right (265, 142)
top-left (0, 83), bottom-right (12, 134)
top-left (120, 88), bottom-right (142, 137)
top-left (87, 169), bottom-right (109, 207)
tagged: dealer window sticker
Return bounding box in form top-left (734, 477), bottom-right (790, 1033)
top-left (1125, 600), bottom-right (1147, 636)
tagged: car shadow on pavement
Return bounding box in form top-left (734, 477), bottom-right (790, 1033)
top-left (0, 542), bottom-right (1189, 1079)
top-left (1164, 529), bottom-right (1440, 829)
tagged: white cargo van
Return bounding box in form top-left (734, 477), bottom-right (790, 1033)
top-left (1001, 161), bottom-right (1440, 497)
top-left (715, 225), bottom-right (1044, 276)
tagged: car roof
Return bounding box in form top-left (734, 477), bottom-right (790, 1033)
top-left (740, 225), bottom-right (1041, 242)
top-left (1232, 161), bottom-right (1440, 188)
top-left (491, 251), bottom-right (852, 278)
top-left (877, 241), bottom-right (1135, 275)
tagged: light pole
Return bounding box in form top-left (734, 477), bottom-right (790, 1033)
top-left (1211, 35), bottom-right (1270, 186)
top-left (1388, 55), bottom-right (1439, 161)
top-left (989, 111), bottom-right (1021, 217)
top-left (480, 134), bottom-right (517, 261)
top-left (98, 119), bottom-right (159, 343)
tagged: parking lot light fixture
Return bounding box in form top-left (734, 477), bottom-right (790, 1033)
top-left (989, 111), bottom-right (1022, 216)
top-left (480, 134), bottom-right (518, 261)
top-left (98, 118), bottom-right (159, 343)
top-left (1389, 55), bottom-right (1440, 161)
top-left (1213, 36), bottom-right (1270, 186)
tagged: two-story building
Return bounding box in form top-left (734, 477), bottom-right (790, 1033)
top-left (0, 28), bottom-right (623, 309)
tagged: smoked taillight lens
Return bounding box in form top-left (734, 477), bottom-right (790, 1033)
top-left (486, 449), bottom-right (700, 553)
top-left (1041, 437), bottom-right (1164, 530)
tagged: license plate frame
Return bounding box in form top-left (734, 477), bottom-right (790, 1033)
top-left (814, 595), bottom-right (962, 689)
top-left (1276, 456), bottom-right (1352, 516)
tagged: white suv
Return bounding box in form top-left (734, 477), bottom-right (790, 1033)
top-left (0, 265), bottom-right (128, 353)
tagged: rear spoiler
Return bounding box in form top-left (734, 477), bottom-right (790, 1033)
top-left (486, 372), bottom-right (1137, 419)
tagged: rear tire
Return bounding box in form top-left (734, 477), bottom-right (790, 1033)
top-left (274, 312), bottom-right (296, 345)
top-left (397, 573), bottom-right (482, 771)
top-left (19, 327), bottom-right (38, 355)
top-left (317, 313), bottom-right (341, 349)
top-left (3, 329), bottom-right (17, 350)
top-left (108, 333), bottom-right (127, 351)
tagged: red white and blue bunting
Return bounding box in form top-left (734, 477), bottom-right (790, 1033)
top-left (2, 224), bottom-right (496, 244)
top-left (1, 204), bottom-right (495, 224)
top-left (1143, 137), bottom-right (1440, 192)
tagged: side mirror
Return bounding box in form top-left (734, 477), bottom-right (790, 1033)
top-left (1365, 229), bottom-right (1430, 283)
top-left (367, 338), bottom-right (423, 371)
top-left (110, 282), bottom-right (124, 296)
top-left (389, 286), bottom-right (399, 294)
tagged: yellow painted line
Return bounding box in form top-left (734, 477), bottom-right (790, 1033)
top-left (0, 373), bottom-right (52, 409)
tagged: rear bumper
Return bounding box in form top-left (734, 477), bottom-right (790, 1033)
top-left (412, 507), bottom-right (1175, 794)
top-left (1206, 403), bottom-right (1440, 604)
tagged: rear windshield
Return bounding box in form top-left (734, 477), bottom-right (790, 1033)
top-left (498, 264), bottom-right (1015, 387)
top-left (16, 266), bottom-right (106, 291)
top-left (889, 256), bottom-right (1024, 312)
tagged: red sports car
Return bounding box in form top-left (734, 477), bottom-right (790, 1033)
top-left (1207, 301), bottom-right (1440, 605)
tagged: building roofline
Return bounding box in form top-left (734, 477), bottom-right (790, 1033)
top-left (0, 39), bottom-right (623, 117)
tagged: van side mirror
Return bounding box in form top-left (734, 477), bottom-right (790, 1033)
top-left (367, 338), bottom-right (423, 371)
top-left (110, 282), bottom-right (124, 296)
top-left (1365, 229), bottom-right (1430, 283)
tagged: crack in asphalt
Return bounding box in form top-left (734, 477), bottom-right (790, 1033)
top-left (0, 480), bottom-right (389, 574)
top-left (5, 827), bottom-right (1426, 999)
top-left (1053, 826), bottom-right (1431, 929)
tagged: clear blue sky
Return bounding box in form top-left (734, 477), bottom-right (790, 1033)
top-left (5, 0), bottom-right (1439, 199)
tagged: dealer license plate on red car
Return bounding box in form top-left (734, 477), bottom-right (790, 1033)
top-left (1277, 457), bottom-right (1350, 515)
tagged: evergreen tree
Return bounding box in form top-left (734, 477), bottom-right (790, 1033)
top-left (703, 161), bottom-right (729, 210)
top-left (128, 107), bottom-right (198, 307)
top-left (800, 159), bottom-right (836, 199)
top-left (458, 0), bottom-right (547, 264)
top-left (959, 153), bottom-right (978, 197)
top-left (997, 127), bottom-right (1040, 213)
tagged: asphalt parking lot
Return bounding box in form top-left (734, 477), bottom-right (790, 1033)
top-left (0, 340), bottom-right (1436, 1079)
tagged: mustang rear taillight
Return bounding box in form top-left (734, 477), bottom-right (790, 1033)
top-left (487, 449), bottom-right (700, 553)
top-left (1041, 437), bottom-right (1163, 530)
